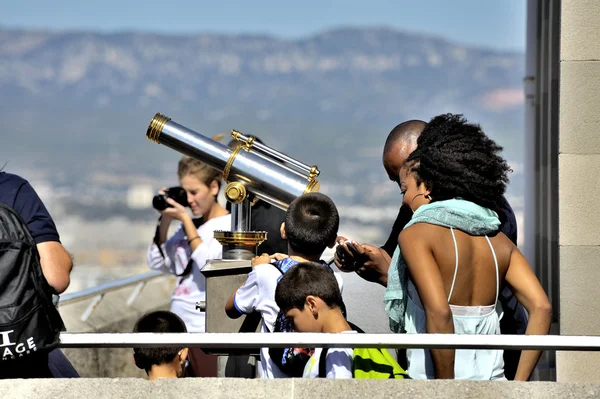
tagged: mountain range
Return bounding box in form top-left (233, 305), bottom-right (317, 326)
top-left (0, 26), bottom-right (525, 204)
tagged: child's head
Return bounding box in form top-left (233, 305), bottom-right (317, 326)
top-left (282, 192), bottom-right (339, 258)
top-left (274, 262), bottom-right (344, 333)
top-left (177, 156), bottom-right (222, 216)
top-left (133, 311), bottom-right (188, 378)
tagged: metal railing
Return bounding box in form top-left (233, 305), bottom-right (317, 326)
top-left (57, 332), bottom-right (600, 351)
top-left (59, 271), bottom-right (172, 322)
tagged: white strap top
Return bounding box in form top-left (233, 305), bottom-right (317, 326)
top-left (447, 227), bottom-right (499, 316)
top-left (404, 227), bottom-right (506, 380)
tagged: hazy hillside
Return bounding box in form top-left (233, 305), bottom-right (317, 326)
top-left (0, 26), bottom-right (525, 215)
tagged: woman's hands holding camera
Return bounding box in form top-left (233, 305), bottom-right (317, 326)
top-left (162, 198), bottom-right (191, 222)
top-left (157, 187), bottom-right (191, 223)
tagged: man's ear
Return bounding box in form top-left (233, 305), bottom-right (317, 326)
top-left (280, 222), bottom-right (287, 239)
top-left (327, 237), bottom-right (337, 249)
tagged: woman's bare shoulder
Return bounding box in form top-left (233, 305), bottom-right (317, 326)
top-left (399, 223), bottom-right (442, 248)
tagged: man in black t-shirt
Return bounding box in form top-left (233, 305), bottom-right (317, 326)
top-left (0, 171), bottom-right (78, 378)
top-left (334, 120), bottom-right (528, 380)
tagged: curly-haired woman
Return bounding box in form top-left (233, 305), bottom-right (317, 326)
top-left (388, 114), bottom-right (551, 381)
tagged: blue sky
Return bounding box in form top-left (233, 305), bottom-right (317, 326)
top-left (1, 0), bottom-right (526, 51)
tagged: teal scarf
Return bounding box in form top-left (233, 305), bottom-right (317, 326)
top-left (384, 199), bottom-right (501, 333)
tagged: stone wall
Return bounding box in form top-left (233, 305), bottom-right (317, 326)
top-left (557, 0), bottom-right (600, 383)
top-left (4, 379), bottom-right (600, 399)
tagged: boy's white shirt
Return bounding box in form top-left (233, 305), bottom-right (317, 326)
top-left (302, 330), bottom-right (357, 379)
top-left (233, 262), bottom-right (344, 378)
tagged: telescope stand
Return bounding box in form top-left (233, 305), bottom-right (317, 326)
top-left (202, 196), bottom-right (267, 377)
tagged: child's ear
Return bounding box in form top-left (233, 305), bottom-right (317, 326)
top-left (306, 296), bottom-right (319, 318)
top-left (280, 222), bottom-right (287, 239)
top-left (180, 348), bottom-right (189, 363)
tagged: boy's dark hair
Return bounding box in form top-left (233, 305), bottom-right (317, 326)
top-left (284, 192), bottom-right (339, 258)
top-left (133, 311), bottom-right (187, 372)
top-left (275, 262), bottom-right (344, 313)
top-left (405, 113), bottom-right (512, 211)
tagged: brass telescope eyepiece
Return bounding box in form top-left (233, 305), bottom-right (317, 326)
top-left (146, 113), bottom-right (171, 143)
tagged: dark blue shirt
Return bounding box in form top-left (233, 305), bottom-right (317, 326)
top-left (0, 172), bottom-right (60, 244)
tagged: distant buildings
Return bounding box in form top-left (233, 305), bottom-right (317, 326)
top-left (126, 184), bottom-right (155, 209)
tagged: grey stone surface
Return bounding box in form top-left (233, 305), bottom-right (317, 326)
top-left (558, 155), bottom-right (600, 246)
top-left (557, 352), bottom-right (600, 383)
top-left (203, 259), bottom-right (258, 335)
top-left (559, 0), bottom-right (600, 384)
top-left (2, 379), bottom-right (600, 399)
top-left (559, 246), bottom-right (600, 334)
top-left (561, 0), bottom-right (600, 61)
top-left (559, 62), bottom-right (600, 155)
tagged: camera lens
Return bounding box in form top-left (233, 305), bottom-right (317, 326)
top-left (152, 193), bottom-right (168, 211)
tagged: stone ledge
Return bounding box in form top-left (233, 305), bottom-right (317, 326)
top-left (2, 378), bottom-right (600, 399)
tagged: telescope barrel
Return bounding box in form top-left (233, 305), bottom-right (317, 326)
top-left (147, 114), bottom-right (230, 171)
top-left (231, 130), bottom-right (319, 177)
top-left (147, 113), bottom-right (319, 210)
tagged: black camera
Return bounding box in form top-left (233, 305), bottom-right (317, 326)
top-left (152, 186), bottom-right (189, 211)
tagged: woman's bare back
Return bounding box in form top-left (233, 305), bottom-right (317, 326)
top-left (422, 224), bottom-right (514, 307)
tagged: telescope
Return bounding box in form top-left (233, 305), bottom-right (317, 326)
top-left (146, 113), bottom-right (320, 259)
top-left (145, 113), bottom-right (322, 377)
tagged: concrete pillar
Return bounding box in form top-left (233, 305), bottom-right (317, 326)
top-left (557, 0), bottom-right (600, 382)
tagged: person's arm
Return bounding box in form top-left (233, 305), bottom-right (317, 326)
top-left (354, 244), bottom-right (391, 287)
top-left (504, 245), bottom-right (552, 381)
top-left (12, 179), bottom-right (72, 293)
top-left (497, 196), bottom-right (518, 246)
top-left (147, 224), bottom-right (185, 274)
top-left (37, 241), bottom-right (72, 294)
top-left (225, 281), bottom-right (246, 319)
top-left (399, 226), bottom-right (455, 379)
top-left (382, 205), bottom-right (412, 256)
top-left (225, 267), bottom-right (262, 319)
top-left (162, 198), bottom-right (203, 252)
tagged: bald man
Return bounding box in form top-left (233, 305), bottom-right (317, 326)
top-left (334, 120), bottom-right (527, 380)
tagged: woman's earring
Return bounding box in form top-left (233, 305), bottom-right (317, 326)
top-left (410, 193), bottom-right (425, 213)
top-left (424, 194), bottom-right (432, 202)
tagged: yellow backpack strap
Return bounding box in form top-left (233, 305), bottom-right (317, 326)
top-left (352, 348), bottom-right (409, 379)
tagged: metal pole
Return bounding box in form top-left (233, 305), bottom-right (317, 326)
top-left (230, 200), bottom-right (251, 232)
top-left (57, 332), bottom-right (600, 351)
top-left (524, 0), bottom-right (538, 269)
